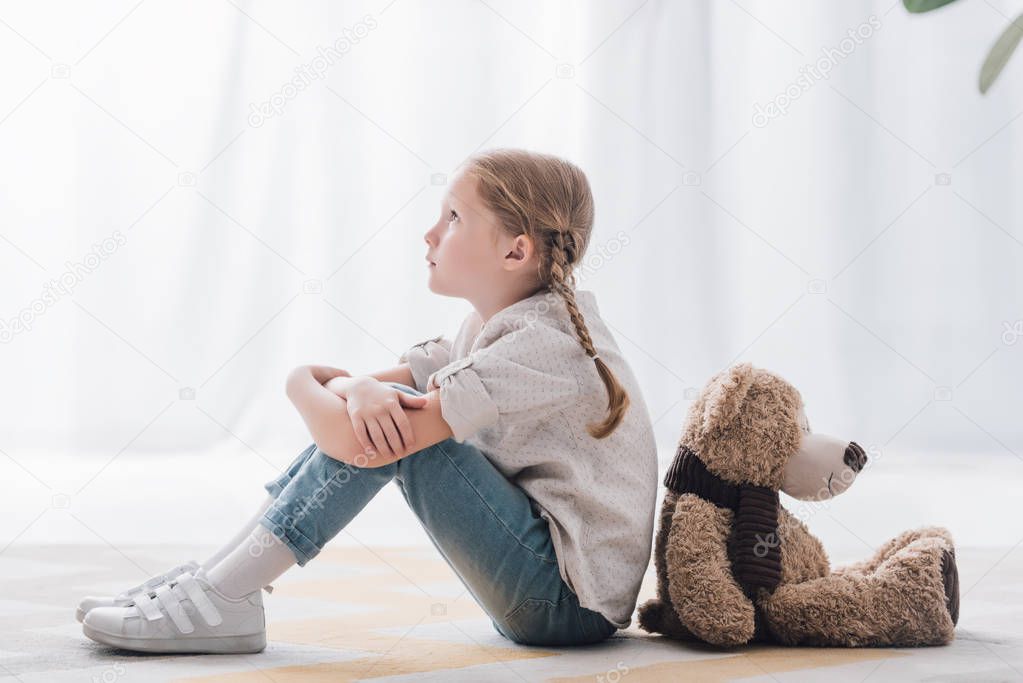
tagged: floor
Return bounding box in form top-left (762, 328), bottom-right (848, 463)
top-left (1, 449), bottom-right (1021, 682)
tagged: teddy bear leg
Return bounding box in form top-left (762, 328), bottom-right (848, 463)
top-left (833, 526), bottom-right (954, 577)
top-left (761, 536), bottom-right (957, 646)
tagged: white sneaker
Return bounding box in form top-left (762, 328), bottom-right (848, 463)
top-left (75, 560), bottom-right (200, 623)
top-left (82, 569), bottom-right (267, 654)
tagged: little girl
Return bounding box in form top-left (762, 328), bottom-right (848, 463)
top-left (78, 148), bottom-right (660, 652)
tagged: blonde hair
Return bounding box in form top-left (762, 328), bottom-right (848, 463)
top-left (463, 148), bottom-right (629, 439)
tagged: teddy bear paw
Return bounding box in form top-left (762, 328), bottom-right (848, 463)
top-left (941, 547), bottom-right (960, 627)
top-left (637, 598), bottom-right (667, 634)
top-left (637, 598), bottom-right (692, 640)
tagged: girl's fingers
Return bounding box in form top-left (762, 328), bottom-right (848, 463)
top-left (353, 418), bottom-right (375, 456)
top-left (389, 403), bottom-right (414, 453)
top-left (398, 393), bottom-right (428, 409)
top-left (379, 415), bottom-right (405, 457)
top-left (366, 418), bottom-right (393, 459)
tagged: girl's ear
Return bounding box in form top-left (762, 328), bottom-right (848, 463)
top-left (502, 233), bottom-right (535, 271)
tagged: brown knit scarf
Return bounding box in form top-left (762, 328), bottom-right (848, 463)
top-left (663, 444), bottom-right (783, 598)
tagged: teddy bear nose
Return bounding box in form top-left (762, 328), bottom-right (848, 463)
top-left (843, 441), bottom-right (867, 472)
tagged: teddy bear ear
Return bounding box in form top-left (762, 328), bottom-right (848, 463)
top-left (700, 362), bottom-right (756, 436)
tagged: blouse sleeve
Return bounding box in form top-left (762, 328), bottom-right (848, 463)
top-left (398, 335), bottom-right (452, 393)
top-left (426, 324), bottom-right (582, 443)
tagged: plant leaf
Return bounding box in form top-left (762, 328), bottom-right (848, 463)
top-left (980, 13), bottom-right (1023, 93)
top-left (903, 0), bottom-right (959, 12)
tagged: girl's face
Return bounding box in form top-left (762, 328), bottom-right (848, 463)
top-left (423, 169), bottom-right (508, 299)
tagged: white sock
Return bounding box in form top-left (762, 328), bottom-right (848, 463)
top-left (205, 524), bottom-right (296, 599)
top-left (200, 494), bottom-right (275, 571)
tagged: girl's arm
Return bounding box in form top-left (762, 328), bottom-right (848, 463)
top-left (285, 365), bottom-right (452, 468)
top-left (323, 364), bottom-right (420, 456)
top-left (361, 363), bottom-right (416, 387)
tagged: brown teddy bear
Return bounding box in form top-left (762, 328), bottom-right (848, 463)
top-left (637, 362), bottom-right (959, 647)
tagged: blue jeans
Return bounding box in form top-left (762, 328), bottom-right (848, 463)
top-left (260, 382), bottom-right (617, 646)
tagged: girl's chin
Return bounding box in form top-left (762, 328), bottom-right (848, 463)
top-left (426, 277), bottom-right (460, 298)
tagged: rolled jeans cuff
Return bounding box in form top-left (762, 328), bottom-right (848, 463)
top-left (260, 503), bottom-right (322, 567)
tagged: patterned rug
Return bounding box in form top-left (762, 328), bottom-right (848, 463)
top-left (1, 540), bottom-right (1020, 682)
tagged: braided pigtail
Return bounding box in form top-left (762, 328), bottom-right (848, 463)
top-left (464, 148), bottom-right (630, 439)
top-left (548, 232), bottom-right (630, 439)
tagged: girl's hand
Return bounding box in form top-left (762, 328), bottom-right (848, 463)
top-left (324, 375), bottom-right (359, 397)
top-left (345, 378), bottom-right (428, 459)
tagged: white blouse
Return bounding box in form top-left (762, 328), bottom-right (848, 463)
top-left (398, 287), bottom-right (658, 629)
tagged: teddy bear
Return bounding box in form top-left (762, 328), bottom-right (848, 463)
top-left (637, 362), bottom-right (959, 647)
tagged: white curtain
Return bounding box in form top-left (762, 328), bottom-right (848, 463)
top-left (1, 0), bottom-right (1020, 472)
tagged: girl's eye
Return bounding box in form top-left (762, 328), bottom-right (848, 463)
top-left (448, 210), bottom-right (459, 221)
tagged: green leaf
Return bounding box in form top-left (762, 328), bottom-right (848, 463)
top-left (903, 0), bottom-right (960, 12)
top-left (980, 13), bottom-right (1023, 94)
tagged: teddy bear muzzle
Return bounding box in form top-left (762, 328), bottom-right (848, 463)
top-left (782, 433), bottom-right (867, 501)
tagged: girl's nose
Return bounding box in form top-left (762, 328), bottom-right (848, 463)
top-left (424, 224), bottom-right (439, 246)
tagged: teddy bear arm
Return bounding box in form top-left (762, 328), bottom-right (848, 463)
top-left (665, 495), bottom-right (756, 646)
top-left (652, 492), bottom-right (679, 601)
top-left (636, 492), bottom-right (697, 639)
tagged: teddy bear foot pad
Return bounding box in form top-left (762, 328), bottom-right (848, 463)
top-left (942, 548), bottom-right (960, 627)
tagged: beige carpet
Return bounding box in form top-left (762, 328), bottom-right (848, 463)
top-left (1, 539), bottom-right (1020, 682)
